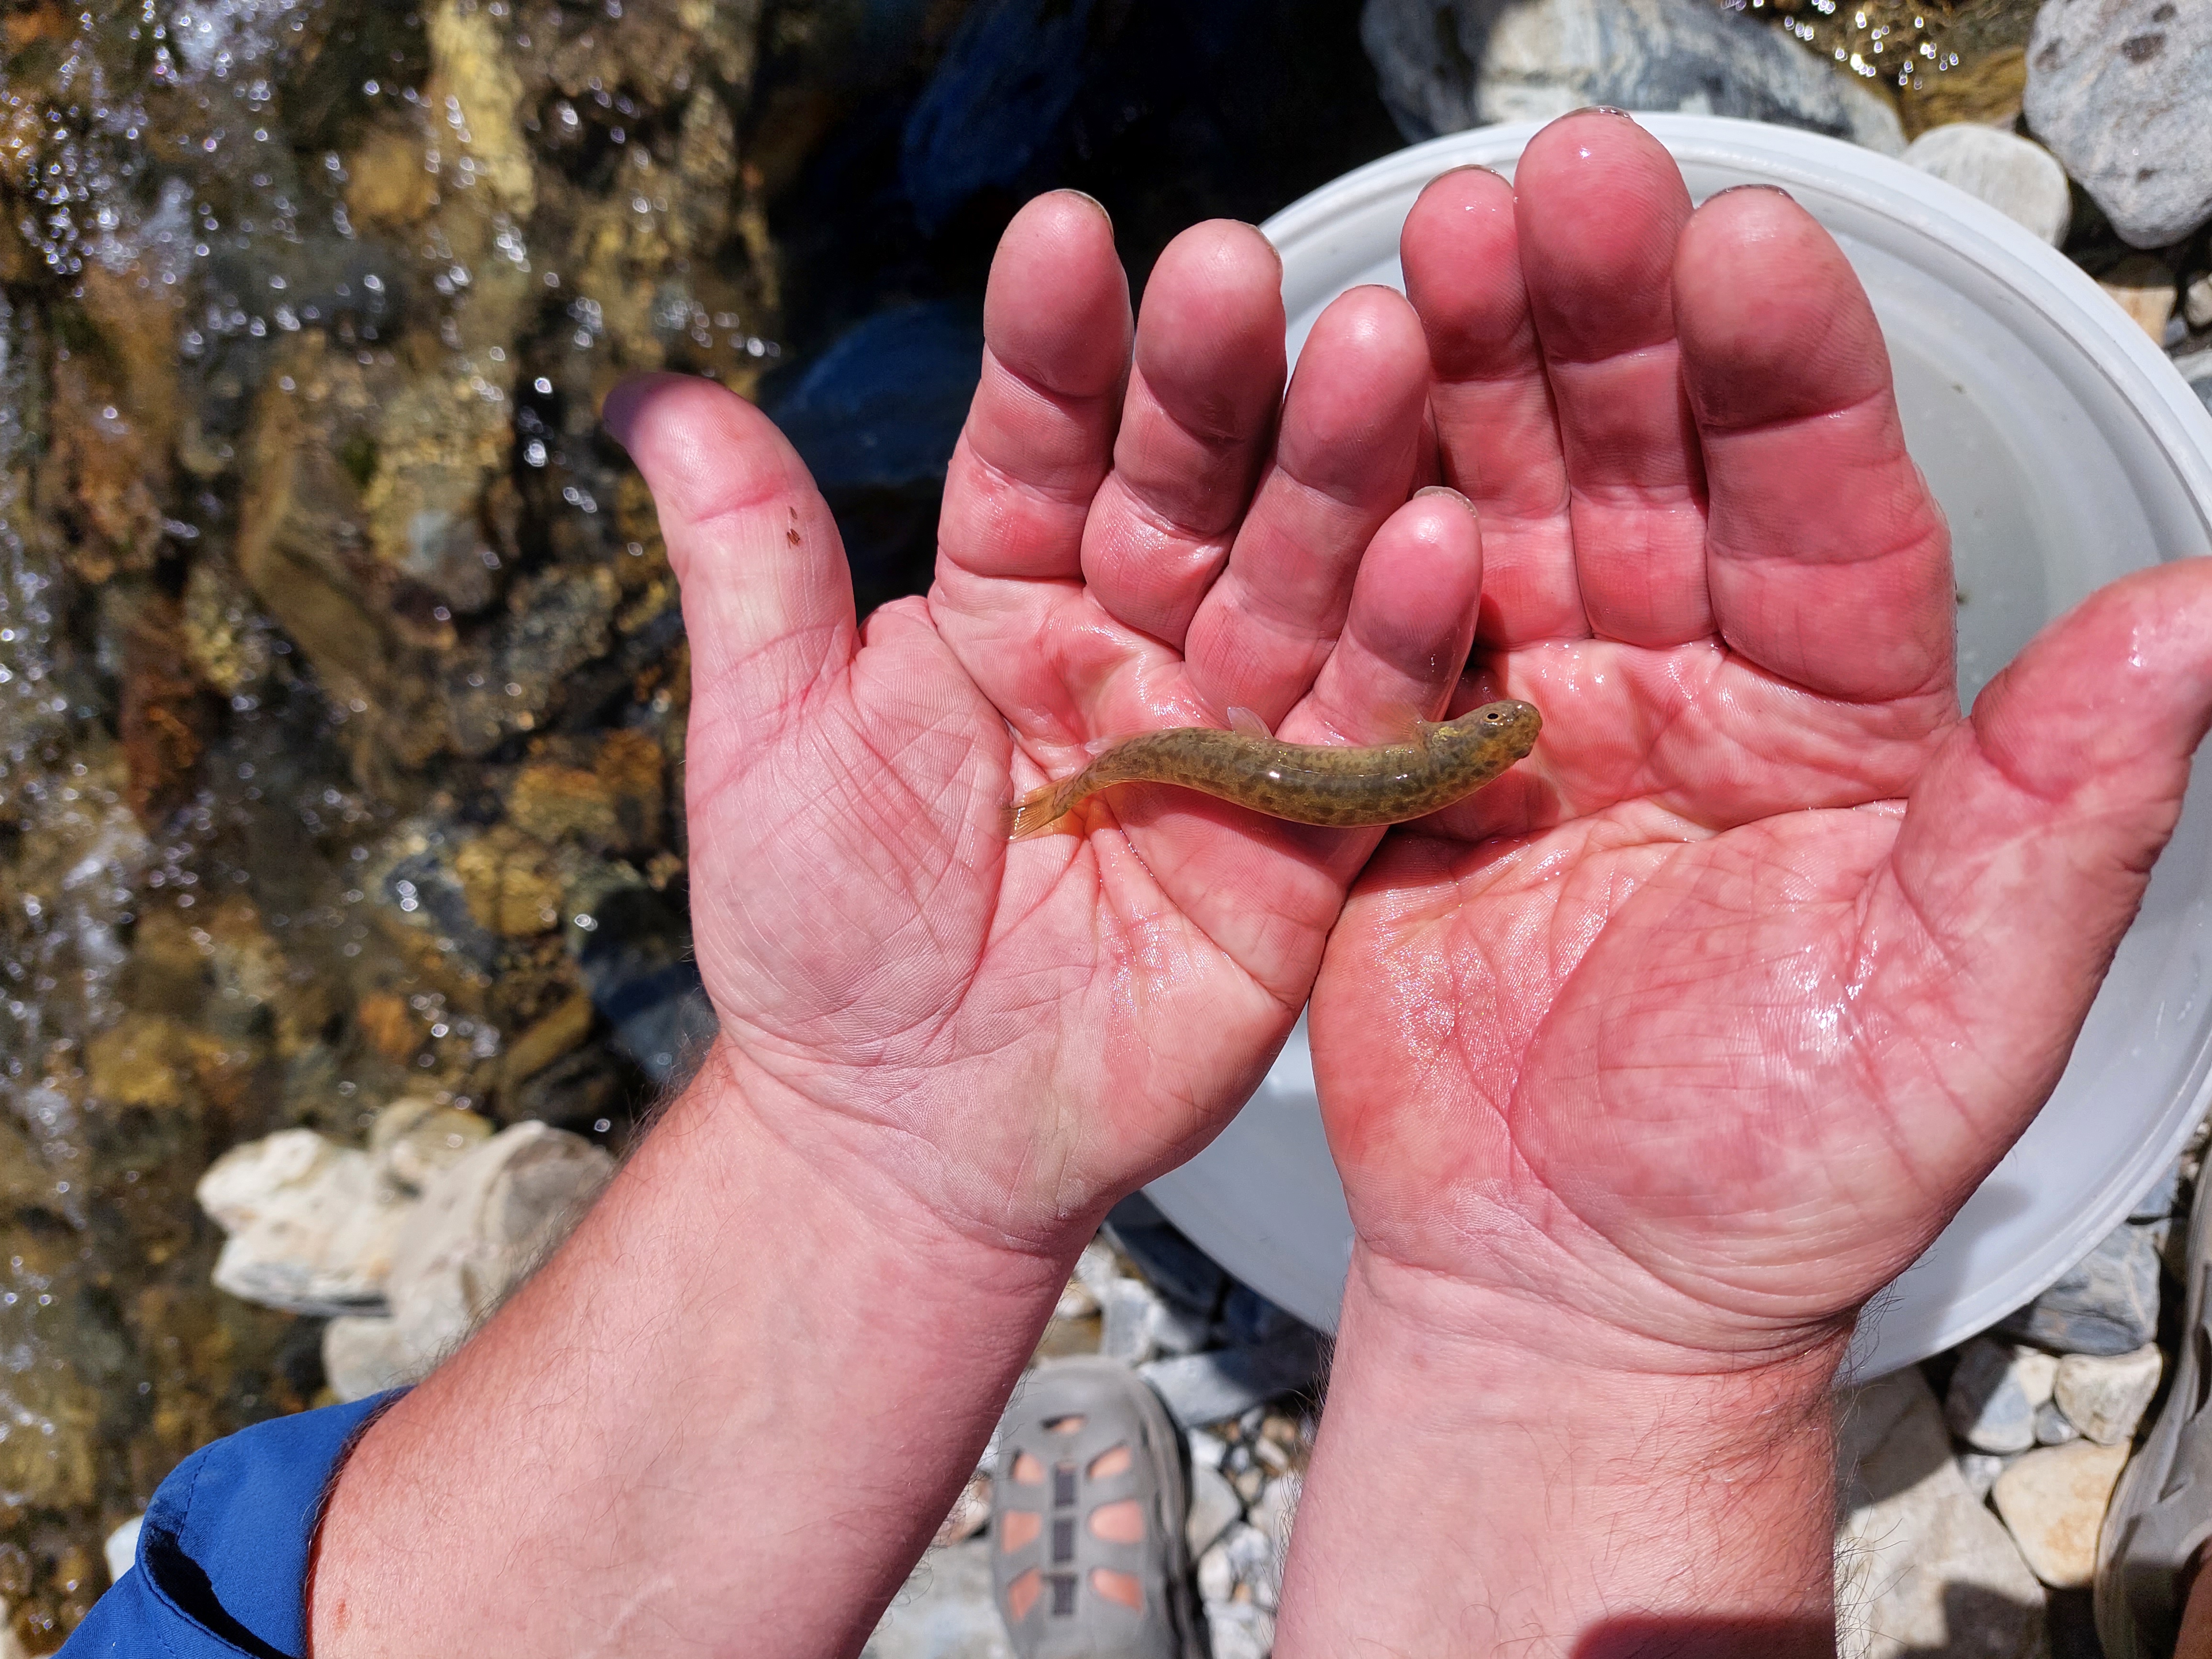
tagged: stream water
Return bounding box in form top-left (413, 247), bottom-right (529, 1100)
top-left (0, 0), bottom-right (2031, 1647)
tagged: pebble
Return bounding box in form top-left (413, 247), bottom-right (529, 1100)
top-left (2188, 274), bottom-right (2212, 332)
top-left (2034, 1398), bottom-right (2082, 1447)
top-left (1957, 1452), bottom-right (2010, 1504)
top-left (1836, 1370), bottom-right (2046, 1655)
top-left (1991, 1439), bottom-right (2131, 1588)
top-left (1945, 1338), bottom-right (2058, 1454)
top-left (1254, 1472), bottom-right (1301, 1557)
top-left (1099, 1276), bottom-right (1163, 1368)
top-left (2023, 0), bottom-right (2212, 249)
top-left (1199, 1521), bottom-right (1280, 1612)
top-left (1186, 1460), bottom-right (1243, 1559)
top-left (2101, 256), bottom-right (2179, 343)
top-left (1206, 1603), bottom-right (1276, 1659)
top-left (101, 1516), bottom-right (142, 1585)
top-left (1187, 1429), bottom-right (1228, 1470)
top-left (1902, 124), bottom-right (2072, 246)
top-left (1995, 1221), bottom-right (2162, 1356)
top-left (2053, 1345), bottom-right (2164, 1446)
top-left (1361, 0), bottom-right (1903, 153)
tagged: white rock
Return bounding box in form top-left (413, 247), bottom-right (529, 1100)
top-left (1073, 1239), bottom-right (1120, 1299)
top-left (383, 1122), bottom-right (614, 1367)
top-left (370, 1097), bottom-right (492, 1193)
top-left (1904, 125), bottom-right (2072, 246)
top-left (1187, 1429), bottom-right (1228, 1470)
top-left (2054, 1345), bottom-right (2163, 1446)
top-left (1253, 1471), bottom-right (1301, 1559)
top-left (1197, 1536), bottom-right (1238, 1606)
top-left (1945, 1338), bottom-right (2058, 1454)
top-left (1361, 0), bottom-right (1904, 154)
top-left (103, 1515), bottom-right (143, 1585)
top-left (2188, 273), bottom-right (2212, 331)
top-left (1099, 1276), bottom-right (1161, 1368)
top-left (1991, 1438), bottom-right (2131, 1588)
top-left (1206, 1603), bottom-right (1275, 1659)
top-left (1209, 1520), bottom-right (1280, 1612)
top-left (196, 1128), bottom-right (410, 1316)
top-left (1836, 1370), bottom-right (2046, 1659)
top-left (2024, 0), bottom-right (2212, 248)
top-left (322, 1315), bottom-right (420, 1403)
top-left (1186, 1460), bottom-right (1243, 1559)
top-left (1052, 1277), bottom-right (1098, 1321)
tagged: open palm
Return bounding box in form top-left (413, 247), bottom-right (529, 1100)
top-left (612, 194), bottom-right (1490, 1250)
top-left (1313, 113), bottom-right (2212, 1364)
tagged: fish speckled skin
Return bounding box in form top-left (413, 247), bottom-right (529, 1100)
top-left (1006, 700), bottom-right (1541, 838)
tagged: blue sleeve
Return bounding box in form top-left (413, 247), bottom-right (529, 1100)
top-left (61, 1393), bottom-right (400, 1658)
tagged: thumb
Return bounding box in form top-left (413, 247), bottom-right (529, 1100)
top-left (1884, 560), bottom-right (2212, 1124)
top-left (604, 373), bottom-right (856, 724)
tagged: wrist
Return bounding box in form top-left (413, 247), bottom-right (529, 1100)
top-left (1274, 1245), bottom-right (1843, 1659)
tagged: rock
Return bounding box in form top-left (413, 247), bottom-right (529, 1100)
top-left (2101, 256), bottom-right (2179, 343)
top-left (1946, 1339), bottom-right (2059, 1454)
top-left (1254, 1471), bottom-right (1301, 1559)
top-left (382, 1122), bottom-right (615, 1371)
top-left (1197, 1519), bottom-right (1279, 1612)
top-left (1188, 1428), bottom-right (1228, 1470)
top-left (1836, 1369), bottom-right (2047, 1659)
top-left (2034, 1398), bottom-right (2081, 1446)
top-left (1991, 1438), bottom-right (2130, 1588)
top-left (1903, 125), bottom-right (2072, 246)
top-left (1186, 1460), bottom-right (1244, 1559)
top-left (196, 1129), bottom-right (410, 1316)
top-left (2024, 0), bottom-right (2212, 249)
top-left (1995, 1222), bottom-right (2161, 1355)
top-left (1100, 1276), bottom-right (1163, 1368)
top-left (322, 1315), bottom-right (420, 1404)
top-left (570, 881), bottom-right (719, 1082)
top-left (509, 729), bottom-right (664, 853)
top-left (2187, 273), bottom-right (2212, 331)
top-left (453, 825), bottom-right (565, 939)
top-left (861, 1538), bottom-right (1012, 1659)
top-left (1054, 1277), bottom-right (1100, 1321)
top-left (102, 1516), bottom-right (141, 1586)
top-left (1138, 1328), bottom-right (1325, 1429)
top-left (1360, 0), bottom-right (1905, 155)
top-left (2053, 1346), bottom-right (2163, 1446)
top-left (1206, 1603), bottom-right (1276, 1659)
top-left (1958, 1452), bottom-right (2010, 1504)
top-left (498, 991), bottom-right (597, 1089)
top-left (370, 1098), bottom-right (494, 1194)
top-left (1073, 1239), bottom-right (1121, 1300)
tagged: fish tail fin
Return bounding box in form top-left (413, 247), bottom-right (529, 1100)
top-left (1005, 775), bottom-right (1083, 840)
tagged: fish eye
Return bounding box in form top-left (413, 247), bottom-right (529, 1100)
top-left (1485, 711), bottom-right (1504, 722)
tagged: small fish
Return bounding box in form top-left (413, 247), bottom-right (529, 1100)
top-left (1006, 700), bottom-right (1542, 839)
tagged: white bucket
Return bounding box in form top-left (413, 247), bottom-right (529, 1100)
top-left (1145, 114), bottom-right (2212, 1377)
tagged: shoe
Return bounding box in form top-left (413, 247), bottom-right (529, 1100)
top-left (991, 1356), bottom-right (1206, 1658)
top-left (2098, 1183), bottom-right (2212, 1657)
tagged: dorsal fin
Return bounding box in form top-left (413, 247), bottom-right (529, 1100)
top-left (1226, 706), bottom-right (1272, 739)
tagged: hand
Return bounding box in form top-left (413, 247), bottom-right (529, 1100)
top-left (1310, 111), bottom-right (2212, 1368)
top-left (608, 192), bottom-right (1482, 1256)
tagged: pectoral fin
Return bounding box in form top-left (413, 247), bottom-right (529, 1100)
top-left (1226, 706), bottom-right (1272, 739)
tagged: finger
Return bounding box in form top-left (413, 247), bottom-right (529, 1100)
top-left (603, 373), bottom-right (854, 717)
top-left (1881, 564), bottom-right (2212, 1148)
top-left (1180, 284), bottom-right (1429, 726)
top-left (937, 191), bottom-right (1132, 588)
top-left (1400, 165), bottom-right (1582, 645)
top-left (1287, 488), bottom-right (1485, 747)
top-left (1674, 188), bottom-right (1954, 705)
top-left (1080, 220), bottom-right (1287, 650)
top-left (1514, 111), bottom-right (1708, 647)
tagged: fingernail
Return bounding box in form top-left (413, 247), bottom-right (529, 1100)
top-left (1061, 188), bottom-right (1113, 233)
top-left (600, 375), bottom-right (657, 450)
top-left (1235, 219), bottom-right (1284, 275)
top-left (1415, 484), bottom-right (1478, 514)
top-left (1569, 105), bottom-right (1636, 120)
top-left (1706, 183), bottom-right (1795, 203)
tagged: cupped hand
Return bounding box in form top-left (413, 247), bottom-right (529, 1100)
top-left (609, 194), bottom-right (1485, 1255)
top-left (1311, 111), bottom-right (2212, 1366)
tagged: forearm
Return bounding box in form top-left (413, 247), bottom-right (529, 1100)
top-left (307, 1039), bottom-right (1075, 1658)
top-left (1275, 1247), bottom-right (1845, 1659)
